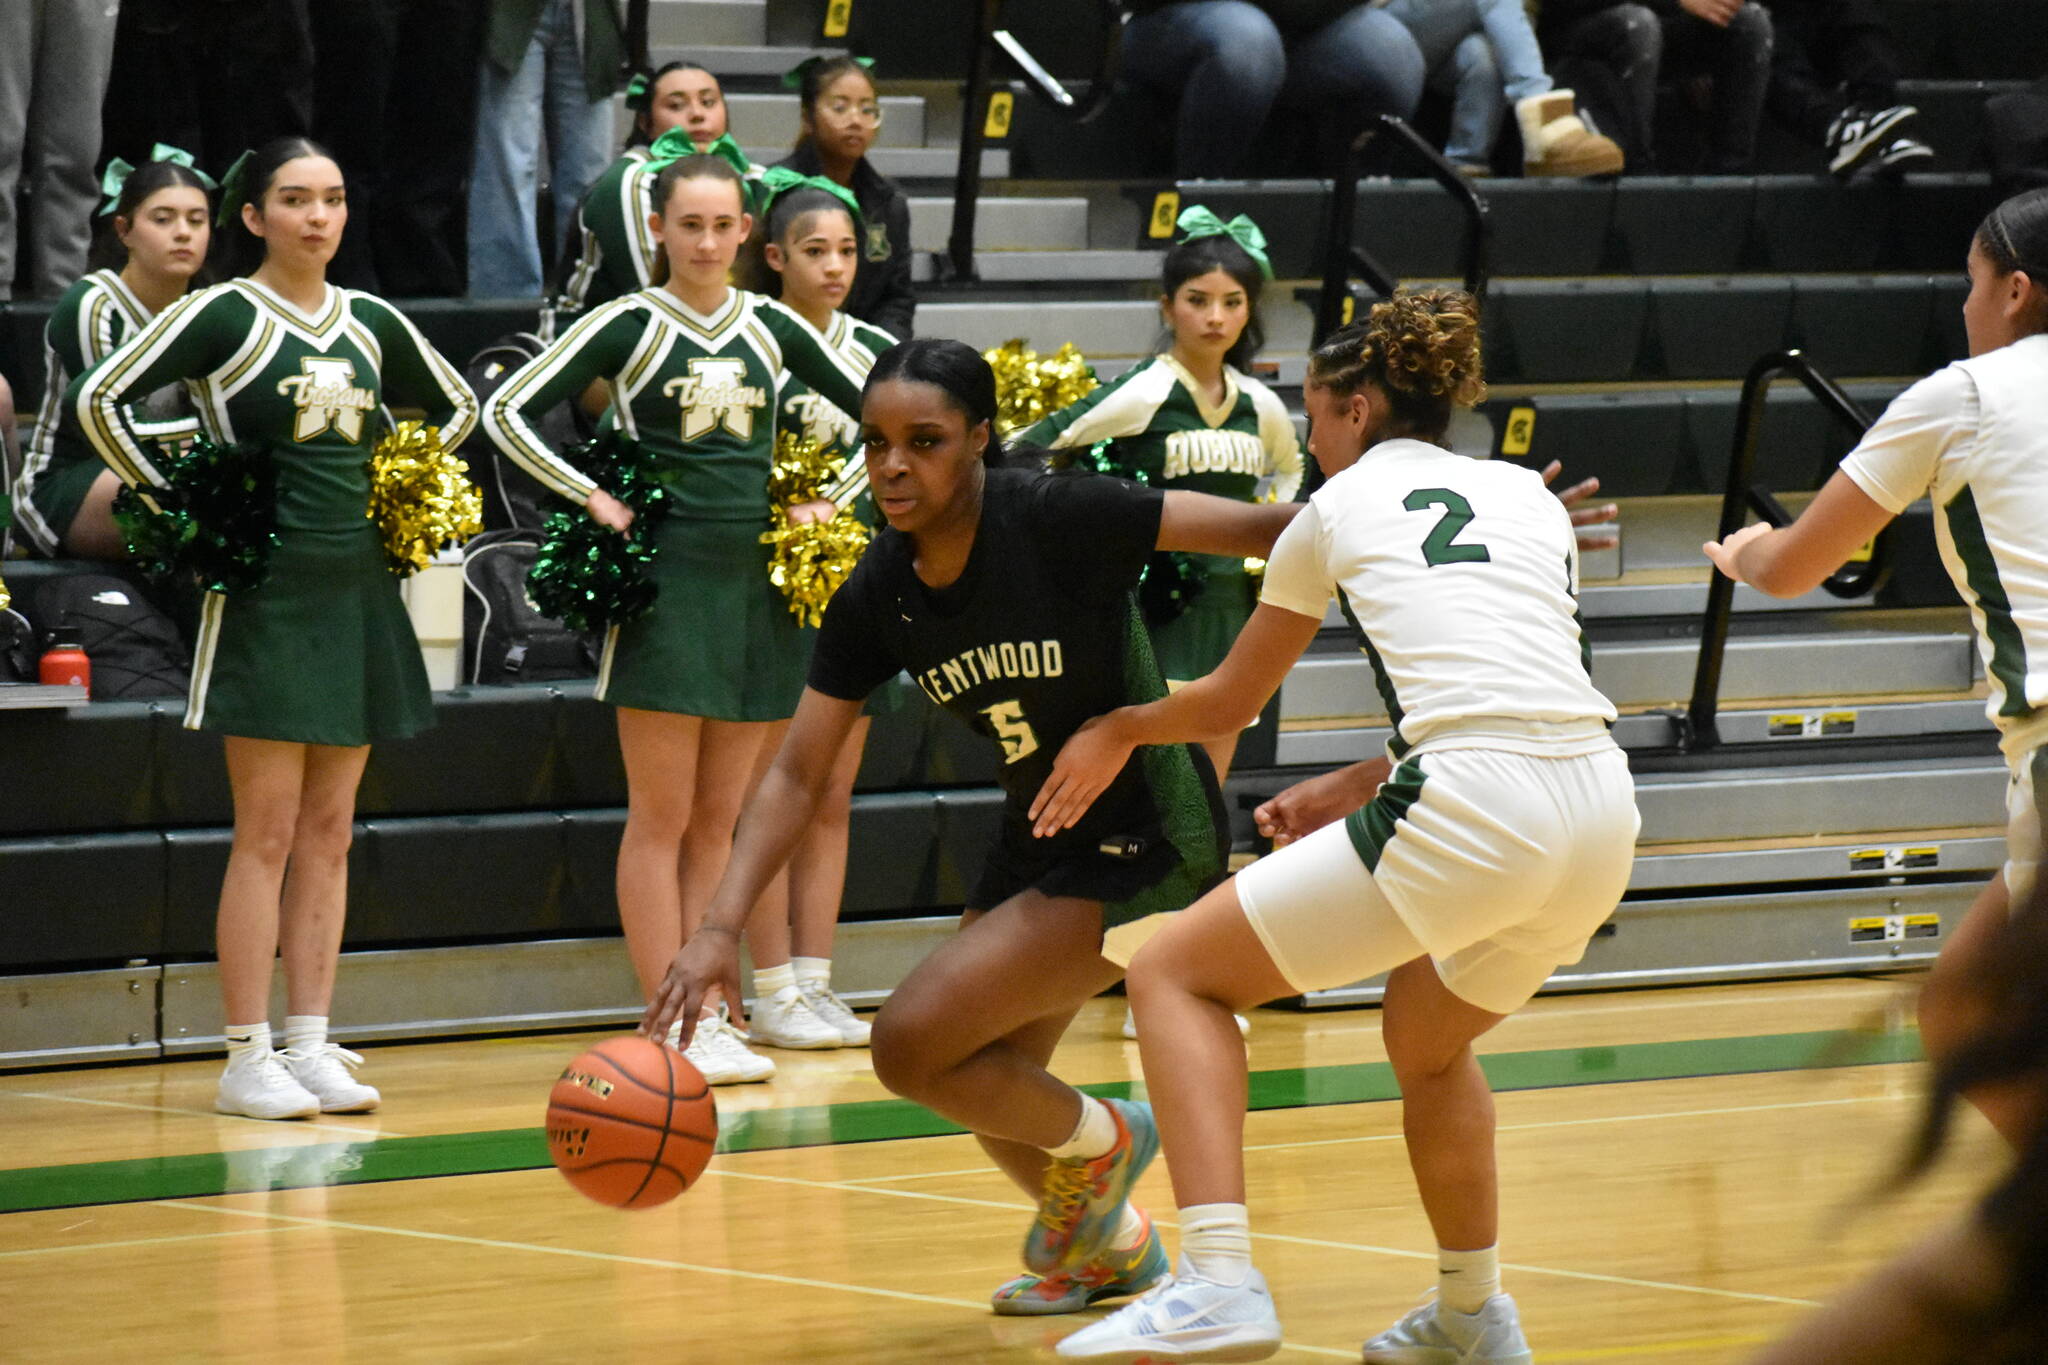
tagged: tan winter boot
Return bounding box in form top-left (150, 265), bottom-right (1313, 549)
top-left (1516, 89), bottom-right (1625, 178)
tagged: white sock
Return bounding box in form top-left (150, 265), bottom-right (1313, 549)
top-left (754, 962), bottom-right (796, 1000)
top-left (792, 956), bottom-right (831, 987)
top-left (224, 1022), bottom-right (271, 1066)
top-left (1111, 1203), bottom-right (1149, 1251)
top-left (1438, 1245), bottom-right (1501, 1315)
top-left (1179, 1202), bottom-right (1253, 1286)
top-left (1047, 1094), bottom-right (1119, 1160)
top-left (283, 1015), bottom-right (328, 1055)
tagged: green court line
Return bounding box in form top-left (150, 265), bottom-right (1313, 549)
top-left (0, 1027), bottom-right (1921, 1217)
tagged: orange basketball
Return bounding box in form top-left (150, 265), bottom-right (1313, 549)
top-left (545, 1035), bottom-right (717, 1209)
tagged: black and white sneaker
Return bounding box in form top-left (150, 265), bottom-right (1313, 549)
top-left (1825, 103), bottom-right (1920, 177)
top-left (1871, 135), bottom-right (1937, 175)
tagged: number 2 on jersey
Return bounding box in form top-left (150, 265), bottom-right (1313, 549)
top-left (1404, 488), bottom-right (1492, 567)
top-left (981, 700), bottom-right (1040, 764)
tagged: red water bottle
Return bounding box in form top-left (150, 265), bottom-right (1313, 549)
top-left (39, 627), bottom-right (90, 690)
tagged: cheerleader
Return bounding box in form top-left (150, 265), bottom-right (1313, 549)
top-left (551, 63), bottom-right (762, 335)
top-left (73, 137), bottom-right (479, 1120)
top-left (483, 154), bottom-right (873, 1084)
top-left (1019, 207), bottom-right (1302, 786)
top-left (735, 170), bottom-right (897, 1050)
top-left (774, 56), bottom-right (914, 337)
top-left (13, 147), bottom-right (211, 558)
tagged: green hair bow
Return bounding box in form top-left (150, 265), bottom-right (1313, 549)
top-left (624, 71), bottom-right (651, 111)
top-left (756, 165), bottom-right (860, 227)
top-left (99, 144), bottom-right (216, 217)
top-left (647, 127), bottom-right (754, 180)
top-left (781, 54), bottom-right (875, 91)
top-left (1176, 206), bottom-right (1273, 280)
top-left (214, 149), bottom-right (254, 230)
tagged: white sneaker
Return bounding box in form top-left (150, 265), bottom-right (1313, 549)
top-left (1362, 1292), bottom-right (1533, 1365)
top-left (216, 1049), bottom-right (320, 1120)
top-left (797, 978), bottom-right (871, 1046)
top-left (1122, 1009), bottom-right (1251, 1041)
top-left (746, 986), bottom-right (845, 1050)
top-left (280, 1043), bottom-right (381, 1113)
top-left (681, 1010), bottom-right (776, 1084)
top-left (1056, 1265), bottom-right (1283, 1362)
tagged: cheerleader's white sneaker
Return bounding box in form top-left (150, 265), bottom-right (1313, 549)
top-left (280, 1043), bottom-right (381, 1113)
top-left (216, 1050), bottom-right (320, 1120)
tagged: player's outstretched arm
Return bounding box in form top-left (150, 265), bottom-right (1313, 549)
top-left (1538, 460), bottom-right (1620, 550)
top-left (1155, 488), bottom-right (1302, 559)
top-left (1030, 603), bottom-right (1322, 837)
top-left (1253, 757), bottom-right (1393, 848)
top-left (1703, 469), bottom-right (1894, 598)
top-left (641, 688), bottom-right (864, 1043)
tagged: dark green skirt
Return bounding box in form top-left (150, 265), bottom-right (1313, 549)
top-left (185, 523), bottom-right (433, 746)
top-left (21, 456), bottom-right (103, 554)
top-left (597, 516), bottom-right (810, 720)
top-left (1148, 560), bottom-right (1259, 685)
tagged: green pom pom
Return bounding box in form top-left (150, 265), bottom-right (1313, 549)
top-left (112, 436), bottom-right (280, 595)
top-left (526, 432), bottom-right (670, 633)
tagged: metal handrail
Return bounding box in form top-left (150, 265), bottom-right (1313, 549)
top-left (1682, 349), bottom-right (1881, 751)
top-left (945, 0), bottom-right (1131, 282)
top-left (1313, 114), bottom-right (1490, 345)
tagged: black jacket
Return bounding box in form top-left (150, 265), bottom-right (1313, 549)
top-left (776, 143), bottom-right (917, 339)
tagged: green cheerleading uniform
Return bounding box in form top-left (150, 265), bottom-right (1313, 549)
top-left (13, 270), bottom-right (199, 555)
top-left (1017, 353), bottom-right (1303, 683)
top-left (484, 286), bottom-right (870, 720)
top-left (74, 278), bottom-right (478, 745)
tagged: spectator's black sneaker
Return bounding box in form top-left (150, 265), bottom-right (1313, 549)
top-left (1870, 136), bottom-right (1937, 175)
top-left (1826, 103), bottom-right (1920, 176)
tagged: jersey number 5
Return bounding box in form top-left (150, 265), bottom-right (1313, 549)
top-left (981, 700), bottom-right (1040, 765)
top-left (1404, 488), bottom-right (1492, 567)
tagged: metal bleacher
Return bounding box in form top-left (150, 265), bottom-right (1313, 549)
top-left (0, 0), bottom-right (2035, 1063)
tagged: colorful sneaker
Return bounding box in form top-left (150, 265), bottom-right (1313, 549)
top-left (1055, 1263), bottom-right (1283, 1362)
top-left (992, 1209), bottom-right (1169, 1316)
top-left (1024, 1097), bottom-right (1160, 1274)
top-left (216, 1049), bottom-right (320, 1120)
top-left (280, 1042), bottom-right (381, 1113)
top-left (678, 1009), bottom-right (776, 1084)
top-left (746, 986), bottom-right (844, 1050)
top-left (797, 978), bottom-right (872, 1046)
top-left (1361, 1292), bottom-right (1534, 1365)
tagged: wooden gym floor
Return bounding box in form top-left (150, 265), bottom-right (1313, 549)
top-left (0, 974), bottom-right (2002, 1363)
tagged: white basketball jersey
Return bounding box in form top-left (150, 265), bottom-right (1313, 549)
top-left (1261, 438), bottom-right (1615, 759)
top-left (1839, 333), bottom-right (2048, 759)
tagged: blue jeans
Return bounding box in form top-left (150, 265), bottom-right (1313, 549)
top-left (1382, 0), bottom-right (1553, 164)
top-left (1121, 1), bottom-right (1286, 178)
top-left (467, 0), bottom-right (615, 299)
top-left (1281, 5), bottom-right (1427, 154)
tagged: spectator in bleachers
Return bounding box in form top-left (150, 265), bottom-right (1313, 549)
top-left (468, 0), bottom-right (625, 299)
top-left (552, 62), bottom-right (761, 336)
top-left (0, 0), bottom-right (121, 300)
top-left (0, 378), bottom-right (19, 554)
top-left (11, 151), bottom-right (210, 560)
top-left (775, 56), bottom-right (915, 338)
top-left (1766, 0), bottom-right (1932, 178)
top-left (1380, 0), bottom-right (1626, 176)
top-left (1539, 0), bottom-right (1775, 173)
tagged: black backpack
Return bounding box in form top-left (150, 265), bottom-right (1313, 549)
top-left (0, 601), bottom-right (36, 682)
top-left (461, 529), bottom-right (599, 684)
top-left (465, 333), bottom-right (593, 532)
top-left (21, 571), bottom-right (191, 700)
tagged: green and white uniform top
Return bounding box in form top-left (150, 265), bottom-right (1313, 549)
top-left (13, 269), bottom-right (198, 553)
top-left (773, 310), bottom-right (896, 511)
top-left (76, 279), bottom-right (479, 528)
top-left (1839, 332), bottom-right (2048, 761)
top-left (484, 286), bottom-right (870, 520)
top-left (1016, 353), bottom-right (1303, 504)
top-left (1259, 437), bottom-right (1614, 763)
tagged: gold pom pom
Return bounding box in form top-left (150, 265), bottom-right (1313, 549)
top-left (762, 428), bottom-right (868, 625)
top-left (368, 420), bottom-right (484, 577)
top-left (767, 429), bottom-right (841, 510)
top-left (0, 573), bottom-right (10, 614)
top-left (983, 339), bottom-right (1098, 436)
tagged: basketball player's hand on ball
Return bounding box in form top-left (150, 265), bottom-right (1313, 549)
top-left (1254, 757), bottom-right (1393, 848)
top-left (586, 488), bottom-right (635, 533)
top-left (1539, 461), bottom-right (1619, 551)
top-left (1702, 521), bottom-right (1773, 584)
top-left (641, 927), bottom-right (746, 1047)
top-left (1031, 715), bottom-right (1137, 838)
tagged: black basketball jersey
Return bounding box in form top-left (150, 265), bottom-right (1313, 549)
top-left (809, 465), bottom-right (1171, 845)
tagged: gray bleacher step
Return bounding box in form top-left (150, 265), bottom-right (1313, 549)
top-left (911, 249), bottom-right (1165, 285)
top-left (726, 93), bottom-right (926, 150)
top-left (1273, 694), bottom-right (1994, 765)
top-left (739, 145), bottom-right (1007, 180)
top-left (1311, 574), bottom-right (1885, 625)
top-left (656, 43), bottom-right (842, 79)
top-left (1277, 626), bottom-right (1976, 722)
top-left (1634, 755), bottom-right (2005, 843)
top-left (908, 197), bottom-right (1091, 253)
top-left (919, 297), bottom-right (1314, 357)
top-left (1627, 828), bottom-right (2004, 893)
top-left (648, 0), bottom-right (765, 48)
